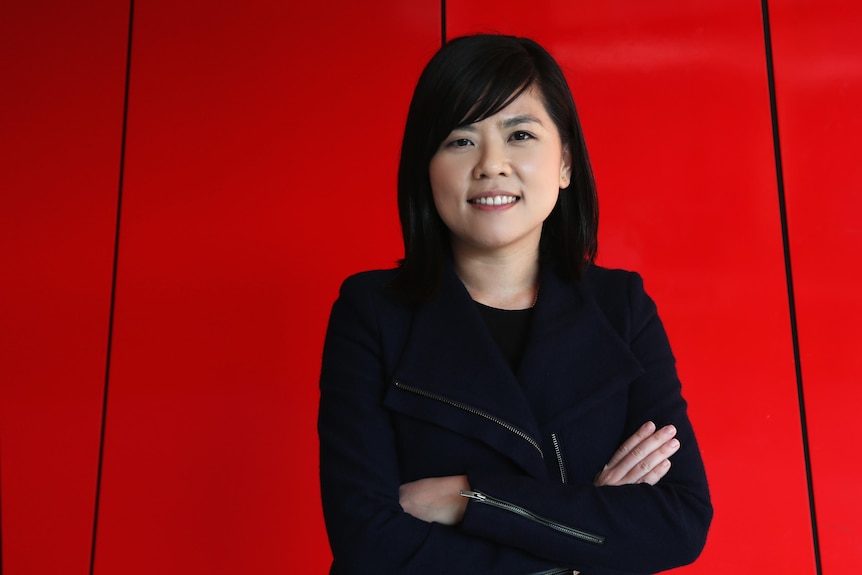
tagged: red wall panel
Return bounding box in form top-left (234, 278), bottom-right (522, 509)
top-left (0, 1), bottom-right (129, 573)
top-left (92, 2), bottom-right (438, 573)
top-left (769, 1), bottom-right (862, 572)
top-left (5, 2), bottom-right (858, 573)
top-left (447, 1), bottom-right (815, 573)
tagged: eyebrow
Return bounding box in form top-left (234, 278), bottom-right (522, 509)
top-left (501, 114), bottom-right (544, 129)
top-left (453, 113), bottom-right (545, 132)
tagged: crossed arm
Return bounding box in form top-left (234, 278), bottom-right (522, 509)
top-left (399, 420), bottom-right (680, 525)
top-left (321, 271), bottom-right (711, 574)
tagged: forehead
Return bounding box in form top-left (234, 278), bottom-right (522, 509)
top-left (458, 86), bottom-right (554, 130)
top-left (496, 87), bottom-right (548, 118)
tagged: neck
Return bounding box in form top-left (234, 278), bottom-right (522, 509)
top-left (451, 242), bottom-right (540, 310)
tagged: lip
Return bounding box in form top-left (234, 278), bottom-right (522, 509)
top-left (467, 190), bottom-right (521, 208)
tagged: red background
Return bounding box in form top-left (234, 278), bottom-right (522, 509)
top-left (1, 0), bottom-right (859, 573)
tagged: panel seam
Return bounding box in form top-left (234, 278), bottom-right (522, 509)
top-left (441, 0), bottom-right (446, 45)
top-left (89, 1), bottom-right (135, 573)
top-left (760, 2), bottom-right (822, 574)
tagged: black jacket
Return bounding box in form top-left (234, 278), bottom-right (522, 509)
top-left (319, 262), bottom-right (712, 575)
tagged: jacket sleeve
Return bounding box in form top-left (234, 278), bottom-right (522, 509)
top-left (318, 273), bottom-right (568, 575)
top-left (458, 272), bottom-right (712, 575)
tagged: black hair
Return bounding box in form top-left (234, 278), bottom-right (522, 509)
top-left (391, 34), bottom-right (598, 302)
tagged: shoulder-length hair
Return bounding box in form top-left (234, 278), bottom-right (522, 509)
top-left (391, 34), bottom-right (598, 302)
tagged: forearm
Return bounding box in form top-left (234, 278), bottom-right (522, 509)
top-left (321, 420), bottom-right (565, 574)
top-left (322, 498), bottom-right (566, 574)
top-left (460, 471), bottom-right (711, 575)
top-left (319, 278), bottom-right (568, 573)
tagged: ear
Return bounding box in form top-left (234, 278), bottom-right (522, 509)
top-left (559, 146), bottom-right (573, 189)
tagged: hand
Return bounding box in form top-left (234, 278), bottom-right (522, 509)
top-left (594, 421), bottom-right (680, 487)
top-left (399, 475), bottom-right (470, 525)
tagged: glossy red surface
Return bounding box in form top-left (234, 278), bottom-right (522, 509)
top-left (769, 1), bottom-right (862, 572)
top-left (0, 2), bottom-right (129, 573)
top-left (89, 1), bottom-right (438, 573)
top-left (447, 1), bottom-right (815, 572)
top-left (3, 1), bottom-right (860, 573)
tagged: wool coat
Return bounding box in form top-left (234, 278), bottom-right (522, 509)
top-left (318, 261), bottom-right (712, 575)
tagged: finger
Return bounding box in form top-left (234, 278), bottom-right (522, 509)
top-left (598, 426), bottom-right (678, 485)
top-left (623, 437), bottom-right (680, 484)
top-left (596, 436), bottom-right (679, 487)
top-left (637, 459), bottom-right (672, 486)
top-left (604, 421), bottom-right (656, 468)
top-left (613, 425), bottom-right (676, 478)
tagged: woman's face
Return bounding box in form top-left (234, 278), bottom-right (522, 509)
top-left (429, 86), bottom-right (571, 259)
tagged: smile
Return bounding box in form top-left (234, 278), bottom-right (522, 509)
top-left (468, 195), bottom-right (520, 206)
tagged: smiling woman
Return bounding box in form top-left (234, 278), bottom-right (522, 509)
top-left (318, 34), bottom-right (712, 575)
top-left (429, 88), bottom-right (570, 296)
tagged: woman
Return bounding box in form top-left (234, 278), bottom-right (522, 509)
top-left (319, 34), bottom-right (712, 575)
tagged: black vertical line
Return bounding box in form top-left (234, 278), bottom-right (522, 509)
top-left (441, 0), bottom-right (446, 45)
top-left (89, 1), bottom-right (134, 573)
top-left (760, 2), bottom-right (822, 574)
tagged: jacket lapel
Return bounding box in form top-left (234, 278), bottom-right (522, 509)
top-left (385, 264), bottom-right (545, 476)
top-left (518, 265), bottom-right (644, 430)
top-left (384, 262), bottom-right (645, 477)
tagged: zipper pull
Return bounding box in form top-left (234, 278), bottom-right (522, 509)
top-left (459, 490), bottom-right (487, 501)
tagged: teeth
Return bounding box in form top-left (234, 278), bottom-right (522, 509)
top-left (472, 196), bottom-right (518, 206)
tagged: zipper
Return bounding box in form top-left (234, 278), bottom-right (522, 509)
top-left (460, 490), bottom-right (605, 545)
top-left (529, 569), bottom-right (575, 575)
top-left (551, 433), bottom-right (567, 484)
top-left (394, 380), bottom-right (543, 457)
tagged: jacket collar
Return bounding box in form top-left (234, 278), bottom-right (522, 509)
top-left (386, 261), bottom-right (643, 476)
top-left (519, 263), bottom-right (645, 428)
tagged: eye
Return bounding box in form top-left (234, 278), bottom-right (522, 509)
top-left (509, 130), bottom-right (535, 142)
top-left (447, 138), bottom-right (473, 148)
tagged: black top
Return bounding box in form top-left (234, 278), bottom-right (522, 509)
top-left (474, 301), bottom-right (533, 372)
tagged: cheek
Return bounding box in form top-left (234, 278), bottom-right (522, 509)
top-left (520, 149), bottom-right (562, 183)
top-left (429, 157), bottom-right (463, 207)
top-left (528, 158), bottom-right (562, 218)
top-left (428, 178), bottom-right (449, 217)
top-left (428, 157), bottom-right (445, 194)
top-left (527, 157), bottom-right (564, 199)
top-left (429, 191), bottom-right (449, 227)
top-left (427, 164), bottom-right (454, 231)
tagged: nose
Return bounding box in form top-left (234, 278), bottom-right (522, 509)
top-left (472, 140), bottom-right (511, 179)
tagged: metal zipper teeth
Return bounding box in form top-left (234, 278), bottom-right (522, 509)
top-left (550, 433), bottom-right (567, 484)
top-left (394, 381), bottom-right (543, 457)
top-left (461, 490), bottom-right (605, 545)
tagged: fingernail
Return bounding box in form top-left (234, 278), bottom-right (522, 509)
top-left (669, 438), bottom-right (680, 449)
top-left (643, 421), bottom-right (656, 432)
top-left (664, 425), bottom-right (676, 436)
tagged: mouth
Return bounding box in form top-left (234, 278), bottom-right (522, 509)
top-left (467, 195), bottom-right (520, 206)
